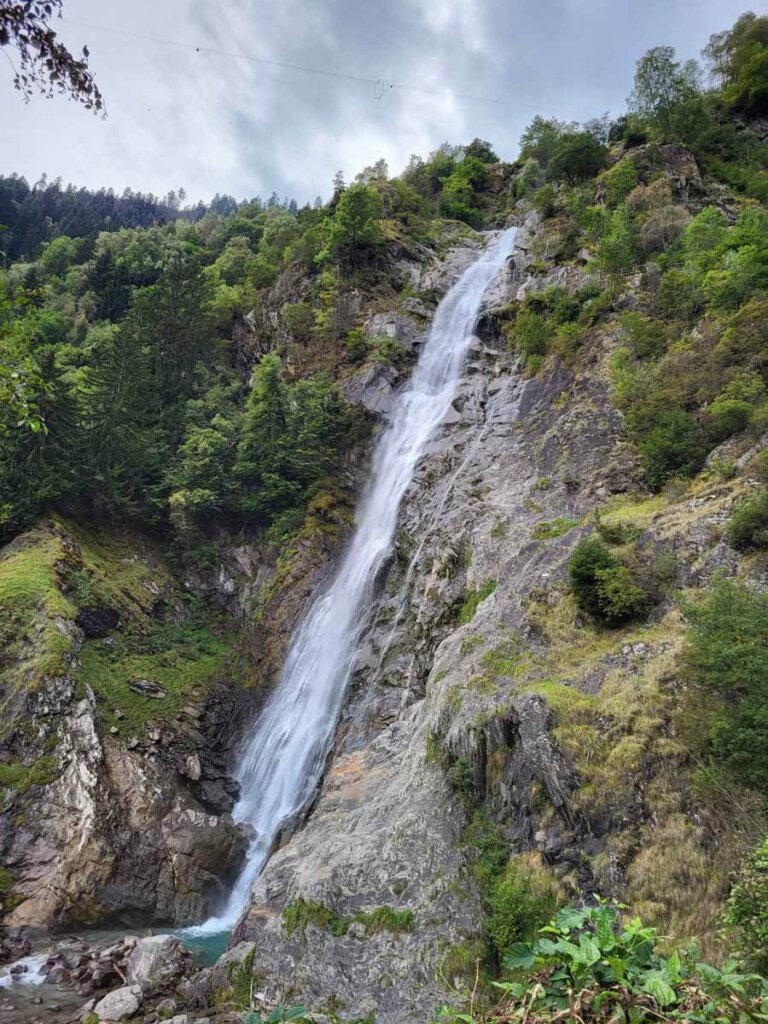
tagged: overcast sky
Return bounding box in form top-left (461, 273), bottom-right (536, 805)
top-left (2, 0), bottom-right (764, 205)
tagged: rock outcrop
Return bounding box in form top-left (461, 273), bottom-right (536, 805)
top-left (226, 219), bottom-right (752, 1021)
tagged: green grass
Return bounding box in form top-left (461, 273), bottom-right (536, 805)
top-left (458, 580), bottom-right (497, 624)
top-left (0, 755), bottom-right (59, 795)
top-left (532, 517), bottom-right (581, 541)
top-left (283, 896), bottom-right (414, 938)
top-left (77, 614), bottom-right (233, 736)
top-left (0, 528), bottom-right (76, 694)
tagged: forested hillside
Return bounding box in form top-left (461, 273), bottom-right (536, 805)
top-left (2, 10), bottom-right (768, 1024)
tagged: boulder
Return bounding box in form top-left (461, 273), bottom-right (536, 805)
top-left (341, 363), bottom-right (400, 417)
top-left (127, 935), bottom-right (183, 988)
top-left (364, 311), bottom-right (422, 351)
top-left (93, 984), bottom-right (143, 1021)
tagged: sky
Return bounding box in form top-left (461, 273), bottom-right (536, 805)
top-left (1, 0), bottom-right (765, 206)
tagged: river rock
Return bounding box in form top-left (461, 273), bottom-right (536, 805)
top-left (93, 984), bottom-right (143, 1021)
top-left (127, 935), bottom-right (184, 989)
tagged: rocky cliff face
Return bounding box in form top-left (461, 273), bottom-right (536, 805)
top-left (1, 188), bottom-right (760, 1023)
top-left (225, 214), bottom-right (757, 1022)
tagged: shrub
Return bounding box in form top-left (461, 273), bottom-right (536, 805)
top-left (595, 564), bottom-right (650, 626)
top-left (654, 268), bottom-right (705, 321)
top-left (345, 327), bottom-right (368, 364)
top-left (638, 205), bottom-right (690, 254)
top-left (547, 133), bottom-right (608, 184)
top-left (602, 159), bottom-right (638, 208)
top-left (568, 539), bottom-right (651, 626)
top-left (705, 398), bottom-right (753, 443)
top-left (727, 489), bottom-right (768, 550)
top-left (684, 579), bottom-right (768, 792)
top-left (725, 835), bottom-right (768, 973)
top-left (486, 857), bottom-right (557, 958)
top-left (639, 409), bottom-right (704, 491)
top-left (568, 538), bottom-right (619, 619)
top-left (619, 311), bottom-right (667, 359)
top-left (446, 901), bottom-right (768, 1024)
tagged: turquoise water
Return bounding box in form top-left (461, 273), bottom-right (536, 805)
top-left (177, 928), bottom-right (230, 964)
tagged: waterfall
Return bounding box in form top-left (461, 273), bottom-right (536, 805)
top-left (193, 227), bottom-right (517, 935)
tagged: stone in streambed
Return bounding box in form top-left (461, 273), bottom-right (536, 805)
top-left (93, 984), bottom-right (143, 1021)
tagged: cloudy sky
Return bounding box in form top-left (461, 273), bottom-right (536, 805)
top-left (1, 0), bottom-right (762, 205)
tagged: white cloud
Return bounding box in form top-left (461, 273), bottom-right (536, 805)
top-left (0, 0), bottom-right (754, 203)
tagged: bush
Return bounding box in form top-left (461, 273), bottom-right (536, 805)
top-left (568, 538), bottom-right (619, 619)
top-left (727, 489), bottom-right (768, 550)
top-left (595, 564), bottom-right (650, 626)
top-left (547, 133), bottom-right (608, 184)
top-left (639, 409), bottom-right (704, 491)
top-left (619, 311), bottom-right (667, 359)
top-left (568, 538), bottom-right (651, 626)
top-left (451, 901), bottom-right (768, 1024)
top-left (684, 579), bottom-right (768, 792)
top-left (486, 858), bottom-right (557, 958)
top-left (602, 159), bottom-right (638, 208)
top-left (725, 835), bottom-right (768, 973)
top-left (655, 268), bottom-right (705, 321)
top-left (705, 398), bottom-right (753, 443)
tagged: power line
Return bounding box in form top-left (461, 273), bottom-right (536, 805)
top-left (62, 18), bottom-right (548, 114)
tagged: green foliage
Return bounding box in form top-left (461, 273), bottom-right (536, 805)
top-left (486, 859), bottom-right (558, 957)
top-left (639, 409), bottom-right (705, 492)
top-left (705, 12), bottom-right (768, 116)
top-left (317, 183), bottom-right (383, 268)
top-left (283, 896), bottom-right (414, 939)
top-left (235, 355), bottom-right (350, 529)
top-left (629, 46), bottom-right (706, 143)
top-left (546, 133), bottom-right (608, 185)
top-left (567, 538), bottom-right (619, 619)
top-left (725, 835), bottom-right (768, 973)
top-left (532, 518), bottom-right (580, 541)
top-left (684, 579), bottom-right (768, 793)
top-left (727, 489), bottom-right (768, 551)
top-left (438, 900), bottom-right (768, 1023)
top-left (568, 539), bottom-right (649, 626)
top-left (458, 580), bottom-right (497, 624)
top-left (602, 159), bottom-right (638, 208)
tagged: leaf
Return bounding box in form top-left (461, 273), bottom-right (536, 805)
top-left (607, 956), bottom-right (626, 984)
top-left (244, 1014), bottom-right (262, 1024)
top-left (642, 971), bottom-right (677, 1007)
top-left (574, 935), bottom-right (601, 966)
top-left (503, 943), bottom-right (537, 971)
top-left (267, 1007), bottom-right (308, 1023)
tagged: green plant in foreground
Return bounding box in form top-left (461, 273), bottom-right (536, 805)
top-left (436, 901), bottom-right (768, 1023)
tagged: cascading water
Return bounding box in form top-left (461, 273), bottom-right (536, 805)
top-left (193, 227), bottom-right (517, 936)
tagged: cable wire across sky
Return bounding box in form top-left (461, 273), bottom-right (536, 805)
top-left (62, 17), bottom-right (551, 114)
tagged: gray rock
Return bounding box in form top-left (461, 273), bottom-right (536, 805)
top-left (364, 311), bottom-right (421, 351)
top-left (127, 935), bottom-right (184, 989)
top-left (93, 984), bottom-right (143, 1021)
top-left (341, 363), bottom-right (400, 417)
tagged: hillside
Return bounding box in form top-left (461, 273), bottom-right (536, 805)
top-left (2, 12), bottom-right (768, 1024)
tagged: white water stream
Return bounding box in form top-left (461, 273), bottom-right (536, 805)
top-left (192, 227), bottom-right (517, 935)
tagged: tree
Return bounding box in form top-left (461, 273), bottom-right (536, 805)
top-left (546, 132), bottom-right (608, 184)
top-left (317, 183), bottom-right (383, 269)
top-left (628, 46), bottom-right (703, 141)
top-left (519, 116), bottom-right (577, 166)
top-left (79, 319), bottom-right (163, 517)
top-left (1, 0), bottom-right (103, 111)
top-left (705, 12), bottom-right (768, 116)
top-left (355, 158), bottom-right (388, 184)
top-left (465, 138), bottom-right (498, 163)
